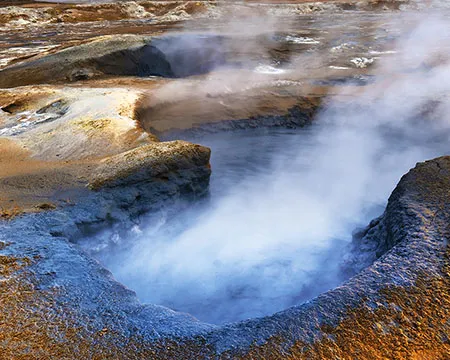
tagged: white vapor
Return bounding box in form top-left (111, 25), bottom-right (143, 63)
top-left (88, 8), bottom-right (450, 324)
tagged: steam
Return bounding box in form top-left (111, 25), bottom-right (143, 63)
top-left (83, 7), bottom-right (450, 324)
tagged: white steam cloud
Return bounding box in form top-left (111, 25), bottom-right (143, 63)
top-left (86, 7), bottom-right (450, 324)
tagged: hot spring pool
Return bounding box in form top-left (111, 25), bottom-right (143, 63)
top-left (77, 110), bottom-right (450, 324)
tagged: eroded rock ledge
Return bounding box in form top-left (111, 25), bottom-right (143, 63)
top-left (0, 154), bottom-right (449, 359)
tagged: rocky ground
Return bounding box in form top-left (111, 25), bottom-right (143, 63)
top-left (0, 0), bottom-right (449, 359)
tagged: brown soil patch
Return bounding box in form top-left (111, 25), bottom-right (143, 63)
top-left (0, 138), bottom-right (93, 215)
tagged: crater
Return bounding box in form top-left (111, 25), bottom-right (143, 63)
top-left (74, 93), bottom-right (450, 324)
top-left (93, 34), bottom-right (229, 78)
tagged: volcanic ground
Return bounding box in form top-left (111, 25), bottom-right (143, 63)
top-left (0, 0), bottom-right (449, 359)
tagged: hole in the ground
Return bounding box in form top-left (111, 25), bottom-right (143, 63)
top-left (92, 32), bottom-right (322, 79)
top-left (93, 34), bottom-right (230, 78)
top-left (1, 102), bottom-right (24, 114)
top-left (74, 95), bottom-right (450, 324)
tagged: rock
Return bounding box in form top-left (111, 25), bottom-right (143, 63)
top-left (89, 140), bottom-right (211, 190)
top-left (0, 35), bottom-right (158, 88)
top-left (69, 68), bottom-right (95, 82)
top-left (0, 6), bottom-right (53, 26)
top-left (118, 1), bottom-right (153, 19)
top-left (350, 57), bottom-right (375, 68)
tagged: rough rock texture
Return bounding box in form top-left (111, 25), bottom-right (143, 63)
top-left (0, 35), bottom-right (158, 88)
top-left (89, 140), bottom-right (211, 190)
top-left (0, 155), bottom-right (449, 359)
top-left (0, 1), bottom-right (212, 27)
